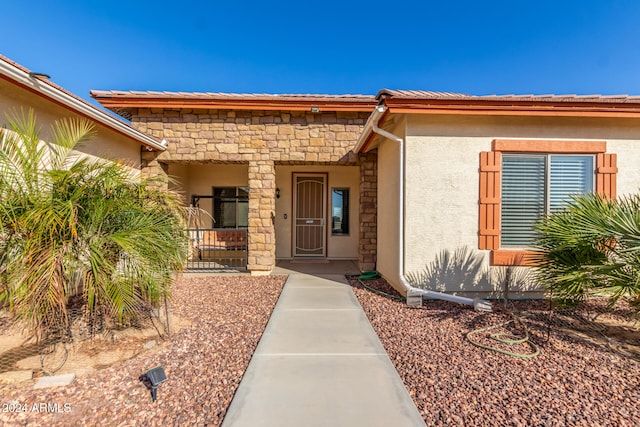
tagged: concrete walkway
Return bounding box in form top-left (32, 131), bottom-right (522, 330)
top-left (221, 267), bottom-right (426, 427)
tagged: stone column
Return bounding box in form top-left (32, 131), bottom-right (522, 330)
top-left (359, 151), bottom-right (378, 272)
top-left (247, 160), bottom-right (276, 274)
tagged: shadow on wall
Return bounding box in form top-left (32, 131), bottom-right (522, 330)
top-left (406, 246), bottom-right (539, 298)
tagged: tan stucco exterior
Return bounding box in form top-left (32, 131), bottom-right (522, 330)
top-left (393, 113), bottom-right (640, 297)
top-left (0, 78), bottom-right (142, 169)
top-left (375, 123), bottom-right (403, 290)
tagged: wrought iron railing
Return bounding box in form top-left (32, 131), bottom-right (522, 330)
top-left (186, 228), bottom-right (248, 270)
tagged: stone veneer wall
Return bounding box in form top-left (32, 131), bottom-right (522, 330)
top-left (131, 108), bottom-right (376, 273)
top-left (359, 150), bottom-right (377, 271)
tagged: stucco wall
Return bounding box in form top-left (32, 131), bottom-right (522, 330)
top-left (376, 122), bottom-right (404, 292)
top-left (402, 113), bottom-right (640, 297)
top-left (275, 165), bottom-right (360, 259)
top-left (0, 79), bottom-right (141, 169)
top-left (609, 139), bottom-right (640, 196)
top-left (169, 163), bottom-right (249, 226)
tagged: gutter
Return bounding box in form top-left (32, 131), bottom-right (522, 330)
top-left (358, 104), bottom-right (492, 311)
top-left (0, 59), bottom-right (166, 152)
top-left (354, 105), bottom-right (386, 153)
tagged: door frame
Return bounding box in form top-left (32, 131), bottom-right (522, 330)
top-left (292, 172), bottom-right (328, 257)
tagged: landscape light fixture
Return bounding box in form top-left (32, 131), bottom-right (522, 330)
top-left (139, 366), bottom-right (167, 402)
top-left (275, 188), bottom-right (280, 198)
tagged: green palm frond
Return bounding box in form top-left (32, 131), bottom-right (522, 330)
top-left (534, 192), bottom-right (640, 312)
top-left (0, 109), bottom-right (187, 342)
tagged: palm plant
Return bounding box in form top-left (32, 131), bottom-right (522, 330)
top-left (0, 109), bottom-right (188, 342)
top-left (534, 192), bottom-right (640, 310)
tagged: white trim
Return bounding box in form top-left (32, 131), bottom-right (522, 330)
top-left (354, 105), bottom-right (385, 153)
top-left (0, 58), bottom-right (165, 152)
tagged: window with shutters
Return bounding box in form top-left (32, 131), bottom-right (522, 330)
top-left (478, 140), bottom-right (617, 265)
top-left (501, 154), bottom-right (594, 247)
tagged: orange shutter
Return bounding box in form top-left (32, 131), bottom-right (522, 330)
top-left (479, 151), bottom-right (501, 250)
top-left (596, 153), bottom-right (617, 199)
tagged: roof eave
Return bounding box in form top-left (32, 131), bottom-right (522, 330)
top-left (0, 59), bottom-right (165, 151)
top-left (90, 93), bottom-right (378, 113)
top-left (383, 99), bottom-right (640, 118)
top-left (354, 105), bottom-right (390, 154)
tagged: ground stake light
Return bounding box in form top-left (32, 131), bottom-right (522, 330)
top-left (139, 366), bottom-right (167, 402)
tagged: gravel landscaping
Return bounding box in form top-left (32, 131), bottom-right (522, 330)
top-left (3, 272), bottom-right (639, 426)
top-left (350, 277), bottom-right (640, 427)
top-left (0, 275), bottom-right (286, 427)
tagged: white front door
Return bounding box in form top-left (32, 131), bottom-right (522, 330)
top-left (293, 174), bottom-right (326, 257)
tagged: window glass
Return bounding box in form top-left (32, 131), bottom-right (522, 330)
top-left (331, 188), bottom-right (349, 235)
top-left (213, 187), bottom-right (249, 228)
top-left (549, 155), bottom-right (594, 212)
top-left (237, 187), bottom-right (249, 198)
top-left (237, 200), bottom-right (249, 228)
top-left (501, 154), bottom-right (594, 247)
top-left (501, 155), bottom-right (546, 247)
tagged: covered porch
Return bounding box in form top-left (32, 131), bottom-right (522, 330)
top-left (167, 159), bottom-right (376, 273)
top-left (170, 162), bottom-right (250, 271)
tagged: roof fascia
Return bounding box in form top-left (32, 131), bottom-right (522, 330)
top-left (384, 99), bottom-right (640, 118)
top-left (91, 96), bottom-right (377, 113)
top-left (0, 61), bottom-right (165, 151)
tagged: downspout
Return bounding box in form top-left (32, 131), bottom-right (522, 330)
top-left (369, 105), bottom-right (492, 312)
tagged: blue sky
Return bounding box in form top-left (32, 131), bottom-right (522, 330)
top-left (3, 0), bottom-right (640, 107)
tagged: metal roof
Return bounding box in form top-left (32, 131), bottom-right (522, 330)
top-left (91, 90), bottom-right (376, 102)
top-left (378, 89), bottom-right (640, 103)
top-left (90, 90), bottom-right (378, 114)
